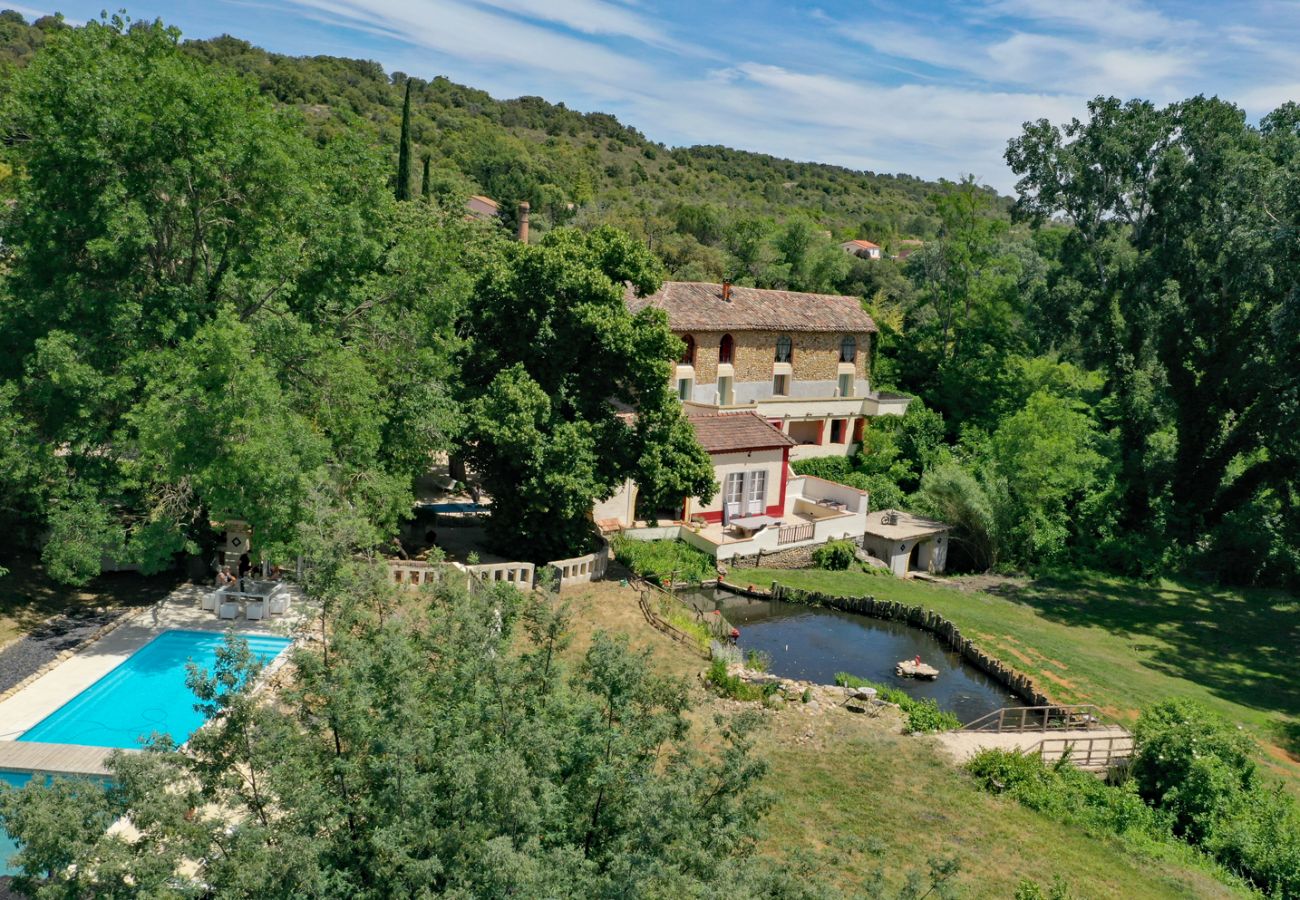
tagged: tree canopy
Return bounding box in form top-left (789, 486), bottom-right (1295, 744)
top-left (459, 227), bottom-right (714, 560)
top-left (0, 554), bottom-right (781, 898)
top-left (0, 15), bottom-right (711, 579)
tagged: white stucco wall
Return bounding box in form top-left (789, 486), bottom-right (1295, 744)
top-left (686, 449), bottom-right (786, 519)
top-left (593, 479), bottom-right (638, 527)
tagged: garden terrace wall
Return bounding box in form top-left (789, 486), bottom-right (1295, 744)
top-left (547, 544), bottom-right (610, 587)
top-left (770, 583), bottom-right (1049, 706)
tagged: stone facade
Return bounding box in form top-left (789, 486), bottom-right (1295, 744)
top-left (682, 329), bottom-right (869, 388)
top-left (724, 544), bottom-right (817, 570)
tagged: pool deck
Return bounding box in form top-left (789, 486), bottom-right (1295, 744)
top-left (0, 582), bottom-right (307, 759)
top-left (0, 740), bottom-right (118, 777)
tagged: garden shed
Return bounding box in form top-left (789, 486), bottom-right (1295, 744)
top-left (861, 510), bottom-right (950, 577)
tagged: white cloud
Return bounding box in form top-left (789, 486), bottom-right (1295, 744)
top-left (259, 0), bottom-right (1300, 190)
top-left (282, 0), bottom-right (658, 88)
top-left (467, 0), bottom-right (673, 46)
top-left (978, 0), bottom-right (1187, 40)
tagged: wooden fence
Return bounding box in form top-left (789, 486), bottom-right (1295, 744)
top-left (1033, 734), bottom-right (1134, 770)
top-left (959, 704), bottom-right (1109, 733)
top-left (777, 522), bottom-right (814, 545)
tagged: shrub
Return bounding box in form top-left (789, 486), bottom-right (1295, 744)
top-left (706, 658), bottom-right (766, 702)
top-left (612, 536), bottom-right (716, 585)
top-left (1131, 699), bottom-right (1257, 842)
top-left (967, 749), bottom-right (1169, 843)
top-left (744, 649), bottom-right (771, 673)
top-left (812, 539), bottom-right (856, 571)
top-left (834, 672), bottom-right (959, 733)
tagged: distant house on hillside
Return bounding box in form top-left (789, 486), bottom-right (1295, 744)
top-left (625, 280), bottom-right (910, 462)
top-left (840, 239), bottom-right (882, 259)
top-left (465, 194), bottom-right (500, 221)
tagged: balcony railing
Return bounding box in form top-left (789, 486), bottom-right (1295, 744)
top-left (777, 522), bottom-right (814, 545)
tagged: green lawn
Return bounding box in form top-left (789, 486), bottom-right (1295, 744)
top-left (757, 727), bottom-right (1248, 899)
top-left (746, 567), bottom-right (1300, 785)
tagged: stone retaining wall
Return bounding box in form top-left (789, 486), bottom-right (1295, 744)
top-left (768, 583), bottom-right (1050, 706)
top-left (725, 545), bottom-right (817, 570)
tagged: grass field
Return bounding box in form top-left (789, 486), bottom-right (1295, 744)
top-left (743, 567), bottom-right (1300, 785)
top-left (561, 579), bottom-right (1253, 898)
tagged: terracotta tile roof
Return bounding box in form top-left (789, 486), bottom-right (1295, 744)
top-left (844, 239), bottom-right (881, 249)
top-left (627, 281), bottom-right (877, 334)
top-left (687, 411), bottom-right (796, 454)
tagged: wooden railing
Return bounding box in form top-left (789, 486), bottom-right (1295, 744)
top-left (1033, 734), bottom-right (1134, 770)
top-left (777, 522), bottom-right (815, 545)
top-left (959, 704), bottom-right (1109, 733)
top-left (634, 579), bottom-right (714, 659)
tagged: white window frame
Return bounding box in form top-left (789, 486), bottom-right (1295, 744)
top-left (717, 376), bottom-right (734, 406)
top-left (747, 469), bottom-right (767, 514)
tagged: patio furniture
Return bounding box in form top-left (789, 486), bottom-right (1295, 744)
top-left (245, 601), bottom-right (265, 621)
top-left (728, 515), bottom-right (783, 538)
top-left (267, 587), bottom-right (289, 616)
top-left (218, 601), bottom-right (240, 620)
top-left (202, 591), bottom-right (219, 612)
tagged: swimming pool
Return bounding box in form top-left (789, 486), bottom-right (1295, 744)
top-left (1, 770), bottom-right (109, 876)
top-left (18, 630), bottom-right (292, 749)
top-left (0, 770), bottom-right (28, 875)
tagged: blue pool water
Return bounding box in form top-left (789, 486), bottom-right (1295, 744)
top-left (0, 770), bottom-right (29, 876)
top-left (1, 770), bottom-right (108, 876)
top-left (18, 630), bottom-right (292, 749)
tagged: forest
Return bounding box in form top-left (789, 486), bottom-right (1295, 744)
top-left (0, 10), bottom-right (1296, 590)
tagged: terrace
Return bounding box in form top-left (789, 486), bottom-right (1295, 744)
top-left (627, 473), bottom-right (870, 561)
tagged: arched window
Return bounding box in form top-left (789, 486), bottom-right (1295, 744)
top-left (775, 334), bottom-right (792, 363)
top-left (840, 334), bottom-right (857, 363)
top-left (719, 333), bottom-right (734, 364)
top-left (679, 335), bottom-right (695, 366)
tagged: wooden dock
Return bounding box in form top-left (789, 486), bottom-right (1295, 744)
top-left (0, 741), bottom-right (130, 777)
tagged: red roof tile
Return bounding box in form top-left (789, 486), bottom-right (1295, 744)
top-left (627, 281), bottom-right (877, 334)
top-left (687, 411), bottom-right (796, 454)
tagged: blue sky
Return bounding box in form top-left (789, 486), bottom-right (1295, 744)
top-left (17, 1), bottom-right (1300, 189)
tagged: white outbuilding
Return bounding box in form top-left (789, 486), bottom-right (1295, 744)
top-left (861, 509), bottom-right (950, 577)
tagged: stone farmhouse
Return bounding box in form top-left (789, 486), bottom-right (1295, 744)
top-left (594, 281), bottom-right (945, 572)
top-left (626, 280), bottom-right (910, 460)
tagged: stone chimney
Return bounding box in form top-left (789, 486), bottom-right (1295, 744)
top-left (721, 281), bottom-right (732, 302)
top-left (516, 200), bottom-right (530, 244)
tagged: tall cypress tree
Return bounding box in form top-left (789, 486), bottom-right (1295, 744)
top-left (421, 154), bottom-right (431, 201)
top-left (396, 79), bottom-right (413, 201)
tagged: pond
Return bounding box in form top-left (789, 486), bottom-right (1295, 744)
top-left (678, 587), bottom-right (1024, 724)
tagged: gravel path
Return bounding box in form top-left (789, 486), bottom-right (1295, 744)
top-left (0, 608), bottom-right (131, 695)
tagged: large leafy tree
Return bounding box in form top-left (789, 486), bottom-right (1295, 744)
top-left (460, 226), bottom-right (714, 560)
top-left (0, 17), bottom-right (468, 581)
top-left (1007, 97), bottom-right (1300, 582)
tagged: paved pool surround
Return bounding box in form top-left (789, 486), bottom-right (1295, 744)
top-left (0, 584), bottom-right (302, 744)
top-left (19, 630), bottom-right (292, 749)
